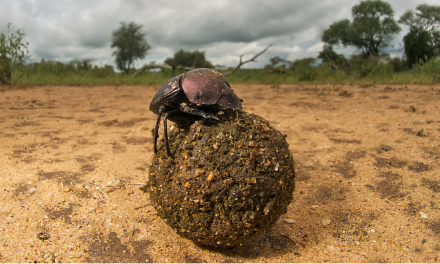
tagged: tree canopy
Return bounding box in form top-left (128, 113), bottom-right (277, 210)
top-left (403, 28), bottom-right (435, 67)
top-left (164, 50), bottom-right (213, 71)
top-left (290, 57), bottom-right (316, 71)
top-left (322, 0), bottom-right (401, 57)
top-left (399, 4), bottom-right (440, 67)
top-left (318, 45), bottom-right (349, 71)
top-left (111, 22), bottom-right (150, 74)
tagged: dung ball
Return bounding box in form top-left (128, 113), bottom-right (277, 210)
top-left (143, 111), bottom-right (295, 248)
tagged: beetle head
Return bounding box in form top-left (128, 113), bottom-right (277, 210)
top-left (217, 83), bottom-right (242, 110)
top-left (149, 74), bottom-right (182, 114)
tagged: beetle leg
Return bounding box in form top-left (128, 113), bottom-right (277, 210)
top-left (163, 112), bottom-right (174, 159)
top-left (179, 103), bottom-right (220, 121)
top-left (153, 106), bottom-right (165, 154)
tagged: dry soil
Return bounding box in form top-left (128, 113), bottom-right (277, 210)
top-left (0, 83), bottom-right (439, 262)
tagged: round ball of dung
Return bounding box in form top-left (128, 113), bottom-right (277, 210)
top-left (144, 111), bottom-right (295, 248)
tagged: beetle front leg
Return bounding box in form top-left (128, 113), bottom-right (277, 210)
top-left (153, 106), bottom-right (165, 154)
top-left (163, 111), bottom-right (174, 159)
top-left (179, 103), bottom-right (220, 120)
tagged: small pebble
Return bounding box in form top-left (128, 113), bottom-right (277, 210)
top-left (322, 219), bottom-right (331, 226)
top-left (207, 174), bottom-right (214, 181)
top-left (37, 232), bottom-right (50, 241)
top-left (418, 129), bottom-right (429, 137)
top-left (380, 145), bottom-right (392, 151)
top-left (284, 219), bottom-right (295, 224)
top-left (63, 187), bottom-right (71, 193)
top-left (420, 212), bottom-right (428, 219)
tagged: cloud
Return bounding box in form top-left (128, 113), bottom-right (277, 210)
top-left (306, 42), bottom-right (324, 53)
top-left (2, 0), bottom-right (438, 69)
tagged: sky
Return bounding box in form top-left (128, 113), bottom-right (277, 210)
top-left (1, 0), bottom-right (438, 70)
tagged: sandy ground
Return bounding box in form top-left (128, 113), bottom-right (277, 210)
top-left (0, 83), bottom-right (439, 262)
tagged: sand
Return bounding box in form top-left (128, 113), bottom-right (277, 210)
top-left (0, 83), bottom-right (439, 262)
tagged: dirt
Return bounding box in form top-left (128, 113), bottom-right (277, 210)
top-left (0, 83), bottom-right (439, 262)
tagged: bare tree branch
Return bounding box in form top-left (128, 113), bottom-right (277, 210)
top-left (226, 44), bottom-right (272, 76)
top-left (133, 64), bottom-right (170, 76)
top-left (132, 64), bottom-right (197, 76)
top-left (324, 52), bottom-right (339, 71)
top-left (133, 44), bottom-right (272, 76)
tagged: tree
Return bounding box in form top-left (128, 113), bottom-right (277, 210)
top-left (290, 57), bottom-right (316, 71)
top-left (68, 59), bottom-right (93, 71)
top-left (269, 56), bottom-right (286, 67)
top-left (111, 22), bottom-right (150, 74)
top-left (164, 50), bottom-right (213, 71)
top-left (402, 28), bottom-right (435, 67)
top-left (264, 55), bottom-right (288, 74)
top-left (0, 23), bottom-right (29, 84)
top-left (387, 57), bottom-right (409, 72)
top-left (398, 4), bottom-right (440, 67)
top-left (322, 0), bottom-right (401, 57)
top-left (290, 57), bottom-right (318, 81)
top-left (318, 45), bottom-right (351, 72)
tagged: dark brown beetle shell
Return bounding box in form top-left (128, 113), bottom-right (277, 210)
top-left (181, 68), bottom-right (242, 110)
top-left (181, 68), bottom-right (224, 105)
top-left (149, 68), bottom-right (242, 115)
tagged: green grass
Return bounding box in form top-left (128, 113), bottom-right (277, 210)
top-left (12, 69), bottom-right (184, 86)
top-left (9, 59), bottom-right (440, 86)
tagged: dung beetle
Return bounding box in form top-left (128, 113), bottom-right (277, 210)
top-left (149, 68), bottom-right (243, 158)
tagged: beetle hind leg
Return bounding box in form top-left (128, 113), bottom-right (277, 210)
top-left (179, 103), bottom-right (220, 120)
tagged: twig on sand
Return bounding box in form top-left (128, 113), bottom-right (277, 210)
top-left (98, 188), bottom-right (110, 199)
top-left (89, 171), bottom-right (146, 191)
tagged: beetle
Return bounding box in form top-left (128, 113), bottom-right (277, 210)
top-left (149, 68), bottom-right (243, 158)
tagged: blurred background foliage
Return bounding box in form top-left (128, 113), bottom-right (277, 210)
top-left (2, 1), bottom-right (440, 86)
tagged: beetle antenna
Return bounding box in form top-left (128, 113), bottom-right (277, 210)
top-left (163, 112), bottom-right (174, 159)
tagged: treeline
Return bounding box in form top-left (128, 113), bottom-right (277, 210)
top-left (11, 59), bottom-right (183, 86)
top-left (2, 1), bottom-right (440, 86)
top-left (261, 55), bottom-right (439, 85)
top-left (263, 0), bottom-right (440, 84)
top-left (10, 54), bottom-right (439, 86)
top-left (26, 59), bottom-right (115, 77)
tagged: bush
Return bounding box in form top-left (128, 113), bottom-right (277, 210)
top-left (298, 67), bottom-right (318, 81)
top-left (411, 57), bottom-right (440, 82)
top-left (388, 57), bottom-right (409, 72)
top-left (1, 23), bottom-right (29, 84)
top-left (0, 54), bottom-right (11, 84)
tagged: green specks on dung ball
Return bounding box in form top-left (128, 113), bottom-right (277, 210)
top-left (143, 111), bottom-right (295, 248)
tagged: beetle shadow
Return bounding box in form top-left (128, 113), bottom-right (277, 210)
top-left (196, 227), bottom-right (299, 259)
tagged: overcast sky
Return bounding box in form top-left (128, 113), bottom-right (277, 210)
top-left (1, 0), bottom-right (438, 70)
